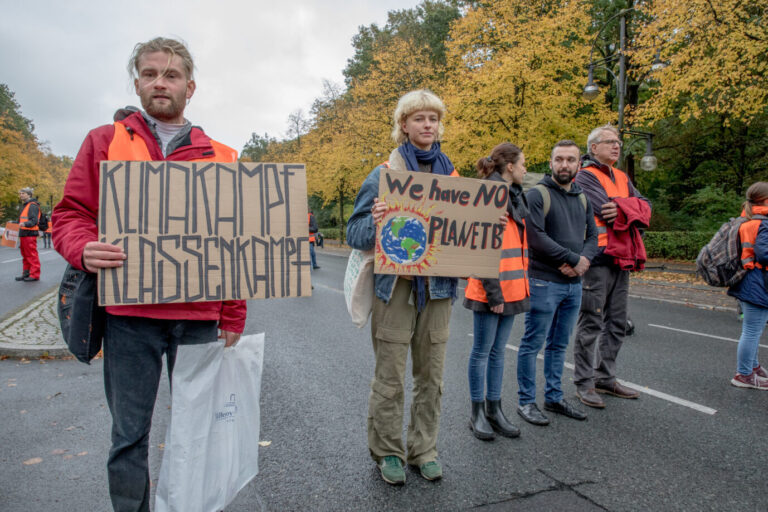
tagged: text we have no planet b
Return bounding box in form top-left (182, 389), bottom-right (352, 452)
top-left (376, 169), bottom-right (508, 279)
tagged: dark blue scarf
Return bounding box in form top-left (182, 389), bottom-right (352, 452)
top-left (398, 140), bottom-right (454, 176)
top-left (397, 141), bottom-right (456, 311)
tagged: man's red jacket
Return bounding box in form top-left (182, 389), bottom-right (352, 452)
top-left (604, 197), bottom-right (652, 271)
top-left (52, 110), bottom-right (246, 333)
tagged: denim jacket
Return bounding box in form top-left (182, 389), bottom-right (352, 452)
top-left (346, 164), bottom-right (459, 304)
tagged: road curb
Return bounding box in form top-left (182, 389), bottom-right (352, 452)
top-left (0, 344), bottom-right (71, 358)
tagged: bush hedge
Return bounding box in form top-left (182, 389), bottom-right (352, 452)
top-left (320, 227), bottom-right (342, 241)
top-left (643, 231), bottom-right (713, 260)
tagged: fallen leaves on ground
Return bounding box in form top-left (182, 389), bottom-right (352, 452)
top-left (76, 451), bottom-right (88, 457)
top-left (633, 271), bottom-right (703, 285)
top-left (20, 410), bottom-right (27, 414)
top-left (258, 440), bottom-right (272, 447)
top-left (23, 457), bottom-right (42, 465)
top-left (51, 449), bottom-right (67, 455)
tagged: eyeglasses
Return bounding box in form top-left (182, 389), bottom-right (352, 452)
top-left (596, 139), bottom-right (623, 148)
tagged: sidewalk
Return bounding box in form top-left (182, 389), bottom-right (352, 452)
top-left (0, 249), bottom-right (733, 358)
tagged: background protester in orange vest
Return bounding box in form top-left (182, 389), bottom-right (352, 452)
top-left (347, 89), bottom-right (459, 485)
top-left (308, 210), bottom-right (319, 269)
top-left (15, 187), bottom-right (41, 282)
top-left (726, 182), bottom-right (768, 389)
top-left (51, 37), bottom-right (246, 512)
top-left (516, 141), bottom-right (597, 426)
top-left (572, 124), bottom-right (651, 408)
top-left (464, 143), bottom-right (530, 441)
top-left (41, 210), bottom-right (52, 249)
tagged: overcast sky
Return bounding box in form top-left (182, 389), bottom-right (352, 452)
top-left (1, 0), bottom-right (420, 158)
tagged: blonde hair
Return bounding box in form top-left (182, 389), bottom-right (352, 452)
top-left (391, 89), bottom-right (446, 144)
top-left (128, 37), bottom-right (195, 80)
top-left (744, 182), bottom-right (768, 219)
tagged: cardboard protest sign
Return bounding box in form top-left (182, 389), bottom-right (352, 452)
top-left (98, 161), bottom-right (311, 306)
top-left (375, 169), bottom-right (508, 278)
top-left (2, 222), bottom-right (19, 248)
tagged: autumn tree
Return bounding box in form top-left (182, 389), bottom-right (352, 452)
top-left (240, 132), bottom-right (275, 162)
top-left (443, 0), bottom-right (614, 172)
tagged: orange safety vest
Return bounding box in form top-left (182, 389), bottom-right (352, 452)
top-left (580, 165), bottom-right (630, 247)
top-left (738, 205), bottom-right (768, 270)
top-left (465, 218), bottom-right (529, 304)
top-left (107, 121), bottom-right (238, 162)
top-left (19, 201), bottom-right (40, 231)
top-left (308, 213), bottom-right (316, 243)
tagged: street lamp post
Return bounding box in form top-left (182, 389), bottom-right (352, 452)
top-left (582, 8), bottom-right (661, 175)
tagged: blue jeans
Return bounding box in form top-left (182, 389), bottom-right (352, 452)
top-left (518, 279), bottom-right (582, 405)
top-left (309, 241), bottom-right (317, 268)
top-left (468, 311), bottom-right (516, 402)
top-left (736, 300), bottom-right (767, 375)
top-left (103, 315), bottom-right (218, 512)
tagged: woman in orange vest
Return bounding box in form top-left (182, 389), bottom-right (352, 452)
top-left (464, 143), bottom-right (530, 440)
top-left (727, 182), bottom-right (768, 389)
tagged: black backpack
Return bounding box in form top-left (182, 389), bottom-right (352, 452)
top-left (38, 209), bottom-right (49, 231)
top-left (696, 215), bottom-right (767, 287)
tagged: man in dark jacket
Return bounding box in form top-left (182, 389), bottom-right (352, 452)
top-left (572, 124), bottom-right (651, 408)
top-left (52, 38), bottom-right (246, 512)
top-left (516, 141), bottom-right (597, 425)
top-left (16, 187), bottom-right (40, 282)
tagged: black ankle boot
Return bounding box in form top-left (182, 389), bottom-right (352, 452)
top-left (469, 401), bottom-right (495, 441)
top-left (485, 400), bottom-right (521, 438)
top-left (15, 270), bottom-right (29, 281)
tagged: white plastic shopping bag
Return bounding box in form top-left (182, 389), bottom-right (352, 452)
top-left (343, 249), bottom-right (375, 328)
top-left (155, 333), bottom-right (265, 512)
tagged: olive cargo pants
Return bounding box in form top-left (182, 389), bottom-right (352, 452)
top-left (368, 278), bottom-right (452, 466)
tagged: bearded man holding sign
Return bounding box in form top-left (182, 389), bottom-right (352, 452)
top-left (52, 37), bottom-right (246, 511)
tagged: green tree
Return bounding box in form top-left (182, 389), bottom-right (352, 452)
top-left (240, 132), bottom-right (274, 162)
top-left (0, 84), bottom-right (35, 139)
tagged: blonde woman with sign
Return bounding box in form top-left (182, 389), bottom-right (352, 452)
top-left (346, 90), bottom-right (459, 485)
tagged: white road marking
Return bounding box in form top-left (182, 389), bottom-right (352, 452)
top-left (649, 324), bottom-right (768, 350)
top-left (467, 333), bottom-right (717, 415)
top-left (1, 250), bottom-right (55, 264)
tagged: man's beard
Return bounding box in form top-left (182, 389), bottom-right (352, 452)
top-left (143, 95), bottom-right (184, 122)
top-left (552, 169), bottom-right (574, 185)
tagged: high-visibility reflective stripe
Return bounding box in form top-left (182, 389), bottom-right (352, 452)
top-left (742, 257), bottom-right (754, 265)
top-left (499, 270), bottom-right (526, 281)
top-left (597, 226), bottom-right (607, 234)
top-left (501, 248), bottom-right (524, 258)
top-left (742, 242), bottom-right (754, 249)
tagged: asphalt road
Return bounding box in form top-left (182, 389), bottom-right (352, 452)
top-left (1, 249), bottom-right (767, 511)
top-left (0, 242), bottom-right (67, 318)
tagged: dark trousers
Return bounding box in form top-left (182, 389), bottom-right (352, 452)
top-left (103, 314), bottom-right (217, 512)
top-left (573, 265), bottom-right (629, 389)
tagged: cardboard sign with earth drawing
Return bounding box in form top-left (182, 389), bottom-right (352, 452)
top-left (375, 169), bottom-right (508, 278)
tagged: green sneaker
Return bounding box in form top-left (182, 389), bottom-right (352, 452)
top-left (379, 456), bottom-right (405, 485)
top-left (419, 460), bottom-right (443, 481)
